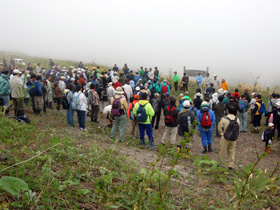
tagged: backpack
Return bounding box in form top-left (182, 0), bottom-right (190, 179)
top-left (165, 106), bottom-right (176, 125)
top-left (162, 84), bottom-right (168, 94)
top-left (200, 110), bottom-right (212, 129)
top-left (151, 86), bottom-right (156, 97)
top-left (152, 99), bottom-right (159, 113)
top-left (258, 102), bottom-right (266, 115)
top-left (224, 117), bottom-right (240, 141)
top-left (112, 97), bottom-right (121, 116)
top-left (71, 92), bottom-right (81, 111)
top-left (238, 100), bottom-right (246, 113)
top-left (62, 91), bottom-right (70, 109)
top-left (234, 94), bottom-right (239, 103)
top-left (136, 103), bottom-right (148, 122)
top-left (129, 102), bottom-right (136, 120)
top-left (211, 100), bottom-right (217, 111)
top-left (100, 89), bottom-right (108, 101)
top-left (88, 90), bottom-right (97, 106)
top-left (180, 112), bottom-right (191, 134)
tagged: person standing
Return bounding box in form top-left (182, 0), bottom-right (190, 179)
top-left (110, 87), bottom-right (128, 142)
top-left (196, 73), bottom-right (203, 89)
top-left (154, 67), bottom-right (159, 79)
top-left (218, 105), bottom-right (240, 169)
top-left (97, 84), bottom-right (108, 116)
top-left (249, 92), bottom-right (256, 123)
top-left (29, 75), bottom-right (44, 114)
top-left (213, 74), bottom-right (219, 92)
top-left (107, 82), bottom-right (115, 103)
top-left (161, 96), bottom-right (179, 145)
top-left (0, 70), bottom-right (11, 116)
top-left (196, 101), bottom-right (216, 153)
top-left (133, 93), bottom-right (155, 149)
top-left (151, 93), bottom-right (161, 129)
top-left (251, 94), bottom-right (263, 133)
top-left (173, 71), bottom-right (179, 91)
top-left (261, 123), bottom-right (274, 154)
top-left (182, 73), bottom-right (189, 91)
top-left (46, 75), bottom-right (54, 109)
top-left (204, 73), bottom-right (212, 90)
top-left (27, 63), bottom-right (34, 74)
top-left (10, 69), bottom-right (24, 117)
top-left (214, 96), bottom-right (225, 137)
top-left (88, 84), bottom-right (100, 123)
top-left (177, 100), bottom-right (196, 157)
top-left (221, 78), bottom-right (228, 91)
top-left (238, 95), bottom-right (249, 132)
top-left (265, 93), bottom-right (277, 126)
top-left (127, 94), bottom-right (140, 137)
top-left (73, 86), bottom-right (88, 130)
top-left (65, 84), bottom-right (74, 126)
top-left (54, 82), bottom-right (63, 111)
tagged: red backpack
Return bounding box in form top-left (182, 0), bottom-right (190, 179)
top-left (162, 84), bottom-right (168, 94)
top-left (165, 106), bottom-right (176, 125)
top-left (200, 110), bottom-right (212, 129)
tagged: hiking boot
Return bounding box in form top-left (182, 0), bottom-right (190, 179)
top-left (208, 144), bottom-right (213, 152)
top-left (177, 145), bottom-right (182, 154)
top-left (265, 146), bottom-right (271, 154)
top-left (202, 146), bottom-right (208, 154)
top-left (149, 145), bottom-right (154, 150)
top-left (149, 137), bottom-right (154, 148)
top-left (140, 138), bottom-right (145, 146)
top-left (94, 121), bottom-right (100, 123)
top-left (185, 148), bottom-right (190, 158)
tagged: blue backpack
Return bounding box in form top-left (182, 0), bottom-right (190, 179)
top-left (259, 102), bottom-right (266, 115)
top-left (136, 104), bottom-right (148, 123)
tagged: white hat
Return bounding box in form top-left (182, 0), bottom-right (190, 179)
top-left (276, 101), bottom-right (280, 107)
top-left (214, 74), bottom-right (217, 77)
top-left (183, 100), bottom-right (190, 108)
top-left (13, 69), bottom-right (21, 74)
top-left (61, 76), bottom-right (66, 80)
top-left (135, 86), bottom-right (140, 91)
top-left (78, 71), bottom-right (81, 73)
top-left (115, 87), bottom-right (124, 95)
top-left (268, 123), bottom-right (274, 127)
top-left (26, 74), bottom-right (31, 78)
top-left (218, 88), bottom-right (224, 94)
top-left (81, 69), bottom-right (86, 72)
top-left (108, 82), bottom-right (112, 86)
top-left (196, 93), bottom-right (201, 97)
top-left (163, 79), bottom-right (167, 82)
top-left (70, 78), bottom-right (75, 81)
top-left (52, 66), bottom-right (55, 69)
top-left (201, 101), bottom-right (209, 108)
top-left (69, 66), bottom-right (74, 69)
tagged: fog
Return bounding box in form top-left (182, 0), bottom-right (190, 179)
top-left (1, 0), bottom-right (280, 87)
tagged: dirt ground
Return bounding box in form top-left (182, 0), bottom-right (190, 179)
top-left (21, 107), bottom-right (280, 176)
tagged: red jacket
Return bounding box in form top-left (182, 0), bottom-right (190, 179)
top-left (127, 99), bottom-right (139, 117)
top-left (232, 92), bottom-right (241, 100)
top-left (114, 81), bottom-right (121, 90)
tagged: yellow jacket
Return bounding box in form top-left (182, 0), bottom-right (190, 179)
top-left (221, 81), bottom-right (228, 91)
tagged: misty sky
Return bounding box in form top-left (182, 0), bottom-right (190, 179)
top-left (1, 0), bottom-right (280, 87)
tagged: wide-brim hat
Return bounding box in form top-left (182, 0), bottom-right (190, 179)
top-left (115, 87), bottom-right (124, 94)
top-left (276, 101), bottom-right (280, 107)
top-left (268, 122), bottom-right (274, 127)
top-left (13, 69), bottom-right (21, 74)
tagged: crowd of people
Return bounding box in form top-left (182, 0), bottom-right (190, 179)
top-left (0, 59), bottom-right (280, 169)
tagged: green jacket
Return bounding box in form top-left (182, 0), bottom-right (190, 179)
top-left (0, 74), bottom-right (11, 96)
top-left (173, 75), bottom-right (179, 82)
top-left (133, 100), bottom-right (155, 124)
top-left (139, 69), bottom-right (144, 76)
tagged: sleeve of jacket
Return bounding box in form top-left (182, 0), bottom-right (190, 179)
top-left (210, 110), bottom-right (216, 124)
top-left (38, 83), bottom-right (43, 96)
top-left (0, 80), bottom-right (9, 95)
top-left (147, 103), bottom-right (155, 117)
top-left (133, 103), bottom-right (139, 116)
top-left (196, 111), bottom-right (201, 123)
top-left (218, 117), bottom-right (225, 136)
top-left (127, 103), bottom-right (132, 117)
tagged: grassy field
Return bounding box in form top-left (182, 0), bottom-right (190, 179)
top-left (0, 52), bottom-right (280, 209)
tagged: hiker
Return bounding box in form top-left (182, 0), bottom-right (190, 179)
top-left (162, 92), bottom-right (170, 109)
top-left (243, 89), bottom-right (251, 103)
top-left (238, 95), bottom-right (249, 132)
top-left (161, 96), bottom-right (179, 145)
top-left (64, 84), bottom-right (74, 126)
top-left (0, 69), bottom-right (11, 116)
top-left (177, 100), bottom-right (196, 157)
top-left (173, 71), bottom-right (179, 91)
top-left (231, 88), bottom-right (241, 102)
top-left (38, 76), bottom-right (47, 113)
top-left (193, 89), bottom-right (204, 100)
top-left (151, 93), bottom-right (161, 129)
top-left (97, 85), bottom-right (108, 116)
top-left (209, 93), bottom-right (218, 110)
top-left (184, 91), bottom-right (192, 101)
top-left (218, 105), bottom-right (240, 169)
top-left (204, 73), bottom-right (212, 90)
top-left (123, 79), bottom-right (133, 104)
top-left (139, 66), bottom-right (144, 77)
top-left (149, 79), bottom-right (161, 100)
top-left (59, 76), bottom-right (66, 92)
top-left (154, 67), bottom-right (159, 79)
top-left (189, 101), bottom-right (198, 115)
top-left (222, 92), bottom-right (230, 104)
top-left (107, 82), bottom-right (115, 104)
top-left (249, 92), bottom-right (256, 123)
top-left (88, 84), bottom-right (100, 123)
top-left (194, 93), bottom-right (202, 110)
top-left (265, 93), bottom-right (277, 126)
top-left (28, 74), bottom-right (37, 113)
top-left (221, 78), bottom-right (228, 91)
top-left (46, 75), bottom-right (54, 109)
top-left (214, 96), bottom-right (225, 137)
top-left (110, 87), bottom-right (128, 142)
top-left (113, 64), bottom-right (119, 72)
top-left (196, 101), bottom-right (216, 153)
top-left (127, 94), bottom-right (140, 137)
top-left (134, 72), bottom-right (140, 84)
top-left (272, 101), bottom-right (280, 140)
top-left (262, 123), bottom-right (274, 154)
top-left (10, 69), bottom-right (25, 117)
top-left (225, 95), bottom-right (239, 116)
top-left (148, 68), bottom-right (154, 80)
top-left (133, 92), bottom-right (155, 149)
top-left (182, 73), bottom-right (189, 91)
top-left (196, 72), bottom-right (203, 89)
top-left (177, 93), bottom-right (185, 112)
top-left (29, 75), bottom-right (44, 115)
top-left (161, 79), bottom-right (170, 96)
top-left (54, 82), bottom-right (63, 111)
top-left (213, 74), bottom-right (219, 92)
top-left (27, 63), bottom-right (34, 73)
top-left (251, 94), bottom-right (264, 133)
top-left (73, 85), bottom-right (88, 130)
